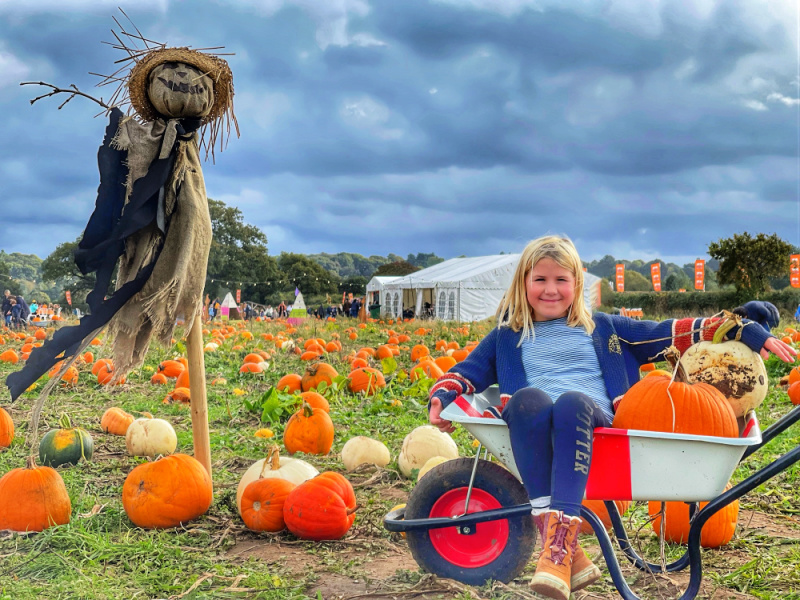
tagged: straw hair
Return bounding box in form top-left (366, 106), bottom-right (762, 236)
top-left (496, 235), bottom-right (595, 341)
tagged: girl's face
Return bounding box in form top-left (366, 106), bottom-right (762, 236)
top-left (525, 257), bottom-right (576, 321)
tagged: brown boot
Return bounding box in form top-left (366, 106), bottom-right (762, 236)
top-left (533, 513), bottom-right (601, 592)
top-left (529, 510), bottom-right (581, 600)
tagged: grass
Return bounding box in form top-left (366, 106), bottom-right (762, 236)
top-left (0, 315), bottom-right (798, 599)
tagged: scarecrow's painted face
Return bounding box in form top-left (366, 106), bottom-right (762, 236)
top-left (147, 61), bottom-right (214, 119)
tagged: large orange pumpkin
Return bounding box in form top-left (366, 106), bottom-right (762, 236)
top-left (0, 407), bottom-right (14, 448)
top-left (0, 456), bottom-right (71, 532)
top-left (612, 354), bottom-right (738, 438)
top-left (158, 359), bottom-right (186, 379)
top-left (284, 401), bottom-right (334, 455)
top-left (648, 484), bottom-right (738, 548)
top-left (122, 453), bottom-right (212, 529)
top-left (348, 367), bottom-right (386, 394)
top-left (240, 477), bottom-right (297, 532)
top-left (301, 362), bottom-right (339, 392)
top-left (579, 499), bottom-right (630, 535)
top-left (100, 407), bottom-right (135, 436)
top-left (283, 472), bottom-right (357, 540)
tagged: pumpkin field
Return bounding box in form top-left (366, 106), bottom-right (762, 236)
top-left (0, 315), bottom-right (799, 600)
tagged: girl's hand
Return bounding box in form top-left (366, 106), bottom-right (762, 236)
top-left (761, 336), bottom-right (797, 362)
top-left (429, 397), bottom-right (455, 433)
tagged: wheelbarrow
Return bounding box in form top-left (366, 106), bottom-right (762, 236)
top-left (383, 387), bottom-right (800, 599)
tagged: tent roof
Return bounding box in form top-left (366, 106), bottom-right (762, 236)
top-left (366, 276), bottom-right (401, 292)
top-left (383, 254), bottom-right (521, 289)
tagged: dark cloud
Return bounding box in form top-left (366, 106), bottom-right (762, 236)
top-left (0, 0), bottom-right (797, 266)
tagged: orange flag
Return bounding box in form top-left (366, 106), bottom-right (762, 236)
top-left (615, 264), bottom-right (625, 292)
top-left (791, 254), bottom-right (800, 288)
top-left (650, 263), bottom-right (661, 292)
top-left (694, 259), bottom-right (705, 291)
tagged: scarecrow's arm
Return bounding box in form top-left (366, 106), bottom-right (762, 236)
top-left (20, 81), bottom-right (110, 111)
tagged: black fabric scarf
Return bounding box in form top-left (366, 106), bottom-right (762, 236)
top-left (6, 110), bottom-right (202, 401)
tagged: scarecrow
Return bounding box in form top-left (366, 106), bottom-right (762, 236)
top-left (8, 22), bottom-right (238, 475)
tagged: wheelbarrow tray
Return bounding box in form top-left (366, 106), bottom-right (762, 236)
top-left (441, 388), bottom-right (762, 502)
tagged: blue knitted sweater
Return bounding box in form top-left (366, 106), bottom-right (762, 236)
top-left (429, 313), bottom-right (772, 413)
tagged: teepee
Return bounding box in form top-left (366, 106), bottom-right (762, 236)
top-left (288, 290), bottom-right (307, 325)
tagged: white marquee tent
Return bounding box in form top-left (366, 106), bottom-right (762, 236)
top-left (365, 276), bottom-right (400, 307)
top-left (380, 255), bottom-right (604, 322)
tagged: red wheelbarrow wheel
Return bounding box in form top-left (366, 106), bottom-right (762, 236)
top-left (405, 457), bottom-right (535, 585)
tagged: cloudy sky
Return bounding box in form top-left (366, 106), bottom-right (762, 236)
top-left (0, 0), bottom-right (798, 266)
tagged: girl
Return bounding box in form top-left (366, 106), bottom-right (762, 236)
top-left (428, 236), bottom-right (795, 600)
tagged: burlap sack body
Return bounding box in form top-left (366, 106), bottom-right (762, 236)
top-left (108, 116), bottom-right (211, 377)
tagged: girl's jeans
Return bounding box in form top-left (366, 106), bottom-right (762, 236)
top-left (502, 387), bottom-right (610, 517)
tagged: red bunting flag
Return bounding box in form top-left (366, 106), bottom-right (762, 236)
top-left (65, 290), bottom-right (72, 306)
top-left (615, 264), bottom-right (625, 293)
top-left (791, 254), bottom-right (800, 288)
top-left (236, 289), bottom-right (241, 303)
top-left (650, 263), bottom-right (661, 292)
top-left (694, 259), bottom-right (705, 291)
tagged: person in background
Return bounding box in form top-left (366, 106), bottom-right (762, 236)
top-left (212, 298), bottom-right (221, 321)
top-left (342, 297), bottom-right (352, 318)
top-left (10, 298), bottom-right (22, 329)
top-left (15, 295), bottom-right (30, 328)
top-left (3, 293), bottom-right (13, 328)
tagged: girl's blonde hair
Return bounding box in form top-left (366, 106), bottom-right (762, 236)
top-left (496, 235), bottom-right (595, 339)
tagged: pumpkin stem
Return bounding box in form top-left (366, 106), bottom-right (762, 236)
top-left (259, 444), bottom-right (282, 478)
top-left (712, 312), bottom-right (739, 344)
top-left (346, 504), bottom-right (361, 516)
top-left (302, 400), bottom-right (314, 418)
top-left (58, 413), bottom-right (72, 430)
top-left (662, 346), bottom-right (689, 384)
top-left (25, 455), bottom-right (37, 470)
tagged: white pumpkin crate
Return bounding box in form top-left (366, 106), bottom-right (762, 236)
top-left (440, 387), bottom-right (762, 503)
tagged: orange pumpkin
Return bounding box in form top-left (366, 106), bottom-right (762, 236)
top-left (434, 356), bottom-right (457, 373)
top-left (175, 369), bottom-right (190, 390)
top-left (158, 360), bottom-right (185, 379)
top-left (299, 391), bottom-right (330, 413)
top-left (283, 401), bottom-right (334, 455)
top-left (648, 484), bottom-right (738, 548)
top-left (0, 349), bottom-right (19, 364)
top-left (122, 453), bottom-right (212, 529)
top-left (239, 362), bottom-right (264, 373)
top-left (579, 499), bottom-right (630, 534)
top-left (150, 372), bottom-right (169, 385)
top-left (410, 344), bottom-right (430, 362)
top-left (100, 407), bottom-right (135, 436)
top-left (283, 472), bottom-right (357, 541)
top-left (91, 358), bottom-right (113, 376)
top-left (164, 387), bottom-right (191, 404)
top-left (348, 367), bottom-right (386, 394)
top-left (410, 362), bottom-right (444, 382)
top-left (276, 373), bottom-right (302, 393)
top-left (0, 456), bottom-right (71, 532)
top-left (301, 362), bottom-right (339, 392)
top-left (789, 381), bottom-right (800, 405)
top-left (612, 355), bottom-right (738, 438)
top-left (0, 407), bottom-right (14, 448)
top-left (240, 477), bottom-right (297, 532)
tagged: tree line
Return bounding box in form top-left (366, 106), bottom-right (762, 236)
top-left (2, 198), bottom-right (793, 310)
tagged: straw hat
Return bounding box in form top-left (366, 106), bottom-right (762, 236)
top-left (127, 47), bottom-right (234, 125)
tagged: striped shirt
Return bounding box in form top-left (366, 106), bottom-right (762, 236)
top-left (520, 317), bottom-right (614, 421)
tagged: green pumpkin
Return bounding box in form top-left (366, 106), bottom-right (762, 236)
top-left (39, 415), bottom-right (93, 467)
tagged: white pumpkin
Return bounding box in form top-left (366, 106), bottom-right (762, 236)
top-left (236, 446), bottom-right (318, 512)
top-left (125, 417), bottom-right (177, 457)
top-left (681, 340), bottom-right (768, 417)
top-left (417, 455), bottom-right (451, 480)
top-left (398, 425), bottom-right (459, 478)
top-left (341, 436), bottom-right (391, 471)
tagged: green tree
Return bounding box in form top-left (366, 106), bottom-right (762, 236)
top-left (277, 253), bottom-right (339, 297)
top-left (624, 270), bottom-right (652, 292)
top-left (40, 239), bottom-right (99, 308)
top-left (664, 271), bottom-right (691, 291)
top-left (339, 275), bottom-right (368, 296)
top-left (708, 232), bottom-right (793, 296)
top-left (373, 261), bottom-right (420, 277)
top-left (206, 198), bottom-right (282, 304)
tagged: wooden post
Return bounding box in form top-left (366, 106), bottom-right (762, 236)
top-left (186, 315), bottom-right (212, 478)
